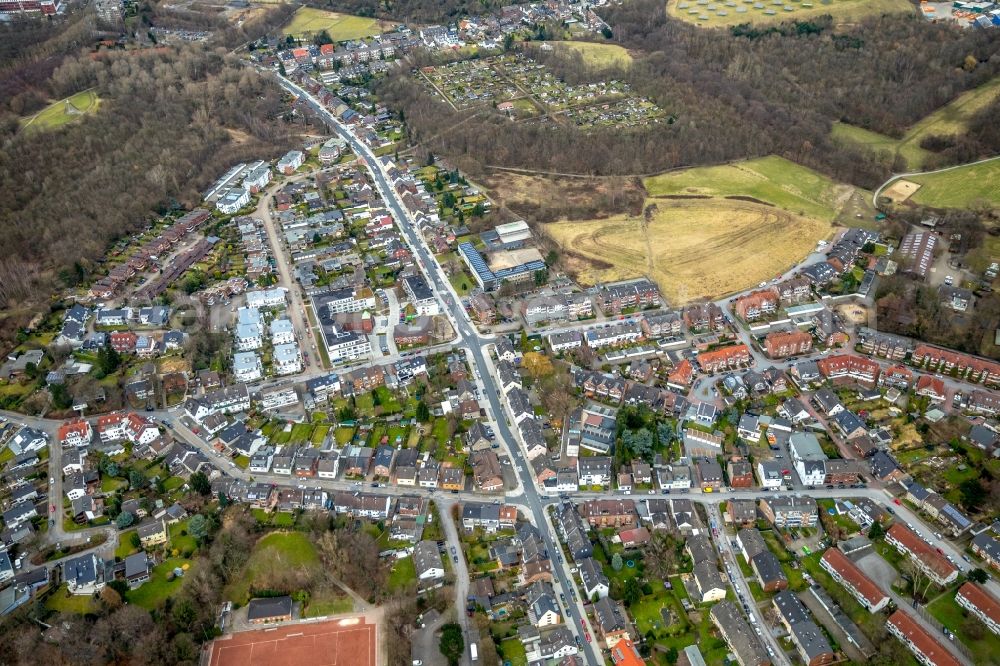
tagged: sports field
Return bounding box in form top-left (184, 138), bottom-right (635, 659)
top-left (543, 41), bottom-right (633, 68)
top-left (546, 198), bottom-right (831, 304)
top-left (643, 156), bottom-right (861, 222)
top-left (207, 617), bottom-right (376, 666)
top-left (832, 75), bottom-right (1000, 170)
top-left (666, 0), bottom-right (911, 27)
top-left (282, 8), bottom-right (387, 40)
top-left (907, 159), bottom-right (1000, 210)
top-left (22, 90), bottom-right (100, 132)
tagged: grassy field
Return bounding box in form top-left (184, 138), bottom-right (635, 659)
top-left (833, 76), bottom-right (1000, 170)
top-left (22, 90), bottom-right (100, 132)
top-left (45, 584), bottom-right (99, 614)
top-left (224, 531), bottom-right (320, 604)
top-left (127, 557), bottom-right (189, 610)
top-left (926, 589), bottom-right (1000, 664)
top-left (544, 41), bottom-right (632, 68)
top-left (643, 156), bottom-right (862, 222)
top-left (906, 159), bottom-right (1000, 210)
top-left (666, 0), bottom-right (912, 27)
top-left (546, 197), bottom-right (831, 304)
top-left (282, 8), bottom-right (388, 40)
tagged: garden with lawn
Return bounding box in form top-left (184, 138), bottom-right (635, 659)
top-left (127, 557), bottom-right (190, 610)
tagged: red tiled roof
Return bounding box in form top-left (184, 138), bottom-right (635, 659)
top-left (610, 639), bottom-right (645, 666)
top-left (821, 548), bottom-right (887, 607)
top-left (956, 582), bottom-right (1000, 622)
top-left (58, 418), bottom-right (90, 441)
top-left (915, 375), bottom-right (946, 397)
top-left (886, 524), bottom-right (956, 581)
top-left (698, 344), bottom-right (750, 366)
top-left (887, 610), bottom-right (961, 666)
top-left (817, 354), bottom-right (880, 379)
top-left (914, 344), bottom-right (1000, 378)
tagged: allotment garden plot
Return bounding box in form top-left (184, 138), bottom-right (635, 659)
top-left (419, 54), bottom-right (665, 128)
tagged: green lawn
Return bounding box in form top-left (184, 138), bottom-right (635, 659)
top-left (45, 584), bottom-right (100, 614)
top-left (544, 40), bottom-right (632, 69)
top-left (126, 557), bottom-right (190, 610)
top-left (431, 418), bottom-right (451, 444)
top-left (101, 477), bottom-right (127, 493)
top-left (499, 637), bottom-right (528, 666)
top-left (832, 122), bottom-right (931, 171)
top-left (908, 159), bottom-right (1000, 210)
top-left (926, 590), bottom-right (1000, 664)
top-left (168, 520), bottom-right (198, 556)
top-left (289, 422), bottom-right (314, 443)
top-left (311, 425), bottom-right (331, 445)
top-left (225, 531), bottom-right (320, 604)
top-left (22, 90), bottom-right (101, 132)
top-left (116, 532), bottom-right (139, 559)
top-left (282, 7), bottom-right (386, 40)
top-left (388, 556), bottom-right (416, 593)
top-left (163, 476), bottom-right (186, 492)
top-left (334, 426), bottom-right (356, 445)
top-left (643, 155), bottom-right (858, 222)
top-left (304, 594), bottom-right (354, 618)
top-left (234, 455), bottom-right (251, 469)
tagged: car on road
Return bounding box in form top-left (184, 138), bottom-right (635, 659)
top-left (893, 498), bottom-right (901, 505)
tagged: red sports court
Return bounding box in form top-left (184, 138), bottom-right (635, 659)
top-left (206, 617), bottom-right (376, 666)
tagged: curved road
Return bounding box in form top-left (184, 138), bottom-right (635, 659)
top-left (872, 154), bottom-right (1000, 207)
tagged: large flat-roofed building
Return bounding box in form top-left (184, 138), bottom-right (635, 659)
top-left (246, 596), bottom-right (293, 624)
top-left (759, 496), bottom-right (817, 528)
top-left (494, 220), bottom-right (532, 245)
top-left (819, 548), bottom-right (888, 612)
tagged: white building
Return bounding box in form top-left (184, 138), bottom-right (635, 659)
top-left (273, 343), bottom-right (303, 376)
top-left (216, 187), bottom-right (250, 215)
top-left (233, 352), bottom-right (263, 383)
top-left (270, 318), bottom-right (295, 345)
top-left (324, 327), bottom-right (371, 363)
top-left (235, 322), bottom-right (263, 351)
top-left (276, 150), bottom-right (305, 175)
top-left (242, 161), bottom-right (271, 193)
top-left (245, 287), bottom-right (288, 310)
top-left (402, 275), bottom-right (440, 316)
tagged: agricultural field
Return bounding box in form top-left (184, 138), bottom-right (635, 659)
top-left (906, 159), bottom-right (1000, 211)
top-left (542, 41), bottom-right (633, 69)
top-left (643, 156), bottom-right (869, 222)
top-left (545, 197), bottom-right (830, 304)
top-left (282, 8), bottom-right (389, 41)
top-left (832, 75), bottom-right (1000, 170)
top-left (22, 90), bottom-right (101, 132)
top-left (666, 0), bottom-right (912, 27)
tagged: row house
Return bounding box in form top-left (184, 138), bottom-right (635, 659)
top-left (886, 610), bottom-right (961, 666)
top-left (775, 276), bottom-right (813, 304)
top-left (857, 327), bottom-right (912, 360)
top-left (697, 344), bottom-right (751, 372)
top-left (820, 548), bottom-right (889, 612)
top-left (683, 303), bottom-right (725, 331)
top-left (955, 582), bottom-right (1000, 636)
top-left (596, 279), bottom-right (660, 314)
top-left (884, 524), bottom-right (958, 586)
top-left (734, 289), bottom-right (780, 321)
top-left (765, 329), bottom-right (813, 359)
top-left (816, 354), bottom-right (880, 387)
top-left (912, 344), bottom-right (1000, 386)
top-left (640, 310), bottom-right (684, 338)
top-left (579, 499), bottom-right (637, 529)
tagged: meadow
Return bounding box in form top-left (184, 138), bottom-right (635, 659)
top-left (666, 0), bottom-right (912, 27)
top-left (22, 90), bottom-right (101, 132)
top-left (282, 8), bottom-right (388, 41)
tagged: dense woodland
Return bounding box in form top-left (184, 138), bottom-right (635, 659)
top-left (303, 0), bottom-right (526, 22)
top-left (0, 46), bottom-right (293, 304)
top-left (382, 6), bottom-right (1000, 188)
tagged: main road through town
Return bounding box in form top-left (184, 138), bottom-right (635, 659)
top-left (270, 72), bottom-right (603, 665)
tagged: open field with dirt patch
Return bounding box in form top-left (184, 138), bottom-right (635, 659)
top-left (666, 0), bottom-right (912, 27)
top-left (22, 90), bottom-right (100, 132)
top-left (282, 8), bottom-right (389, 40)
top-left (882, 179), bottom-right (921, 204)
top-left (482, 170), bottom-right (645, 223)
top-left (832, 75), bottom-right (1000, 170)
top-left (907, 159), bottom-right (1000, 211)
top-left (542, 41), bottom-right (633, 68)
top-left (545, 198), bottom-right (830, 304)
top-left (642, 156), bottom-right (867, 222)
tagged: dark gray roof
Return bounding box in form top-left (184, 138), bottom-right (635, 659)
top-left (246, 595), bottom-right (293, 621)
